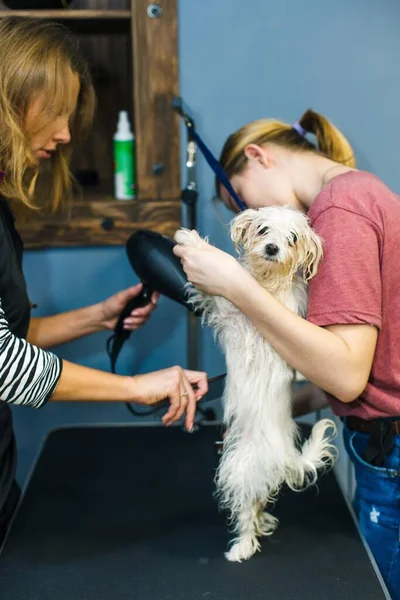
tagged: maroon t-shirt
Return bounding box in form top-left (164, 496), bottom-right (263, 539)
top-left (307, 170), bottom-right (400, 419)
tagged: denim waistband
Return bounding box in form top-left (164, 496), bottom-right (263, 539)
top-left (342, 417), bottom-right (400, 447)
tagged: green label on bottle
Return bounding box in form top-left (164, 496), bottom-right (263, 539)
top-left (114, 139), bottom-right (136, 200)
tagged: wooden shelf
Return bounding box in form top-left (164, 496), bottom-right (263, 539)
top-left (2, 0), bottom-right (181, 248)
top-left (0, 9), bottom-right (130, 19)
top-left (18, 195), bottom-right (181, 248)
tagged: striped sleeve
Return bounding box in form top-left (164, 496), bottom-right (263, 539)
top-left (0, 303), bottom-right (62, 408)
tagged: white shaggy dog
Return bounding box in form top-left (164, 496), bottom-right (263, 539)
top-left (174, 206), bottom-right (337, 563)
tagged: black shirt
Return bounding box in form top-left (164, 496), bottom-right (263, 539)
top-left (0, 197), bottom-right (31, 515)
top-left (0, 196), bottom-right (62, 516)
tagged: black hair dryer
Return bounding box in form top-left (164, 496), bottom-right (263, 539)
top-left (109, 229), bottom-right (200, 372)
top-left (125, 229), bottom-right (197, 313)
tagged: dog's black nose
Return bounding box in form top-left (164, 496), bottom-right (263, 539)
top-left (265, 243), bottom-right (279, 256)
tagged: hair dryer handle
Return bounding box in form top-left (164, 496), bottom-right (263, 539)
top-left (114, 284), bottom-right (153, 338)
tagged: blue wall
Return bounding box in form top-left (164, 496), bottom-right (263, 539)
top-left (13, 0), bottom-right (400, 484)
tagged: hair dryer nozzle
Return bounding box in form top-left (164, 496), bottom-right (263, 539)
top-left (126, 230), bottom-right (201, 314)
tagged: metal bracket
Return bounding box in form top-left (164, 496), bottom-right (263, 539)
top-left (172, 96), bottom-right (198, 212)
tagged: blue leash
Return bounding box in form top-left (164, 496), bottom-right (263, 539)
top-left (192, 131), bottom-right (247, 212)
top-left (172, 97), bottom-right (247, 212)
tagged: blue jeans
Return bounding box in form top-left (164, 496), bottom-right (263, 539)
top-left (344, 425), bottom-right (400, 599)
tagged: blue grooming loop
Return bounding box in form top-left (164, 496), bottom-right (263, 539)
top-left (172, 97), bottom-right (247, 212)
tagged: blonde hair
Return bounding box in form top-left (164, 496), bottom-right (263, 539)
top-left (0, 16), bottom-right (95, 212)
top-left (218, 109), bottom-right (355, 192)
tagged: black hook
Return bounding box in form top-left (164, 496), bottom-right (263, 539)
top-left (172, 96), bottom-right (196, 139)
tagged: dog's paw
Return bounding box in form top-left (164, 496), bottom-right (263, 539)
top-left (224, 536), bottom-right (261, 563)
top-left (174, 228), bottom-right (208, 248)
top-left (255, 511), bottom-right (279, 537)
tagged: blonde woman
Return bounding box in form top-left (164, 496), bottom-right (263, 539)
top-left (0, 17), bottom-right (207, 545)
top-left (174, 110), bottom-right (400, 598)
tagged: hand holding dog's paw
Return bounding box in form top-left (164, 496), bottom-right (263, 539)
top-left (173, 230), bottom-right (242, 297)
top-left (174, 228), bottom-right (209, 248)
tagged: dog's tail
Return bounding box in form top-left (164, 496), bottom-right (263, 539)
top-left (285, 418), bottom-right (338, 490)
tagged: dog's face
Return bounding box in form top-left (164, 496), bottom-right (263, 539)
top-left (230, 206), bottom-right (323, 281)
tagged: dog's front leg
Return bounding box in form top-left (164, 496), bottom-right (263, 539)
top-left (174, 228), bottom-right (221, 318)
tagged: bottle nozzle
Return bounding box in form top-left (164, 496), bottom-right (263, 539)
top-left (117, 111), bottom-right (132, 135)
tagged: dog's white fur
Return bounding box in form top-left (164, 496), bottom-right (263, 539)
top-left (174, 206), bottom-right (337, 563)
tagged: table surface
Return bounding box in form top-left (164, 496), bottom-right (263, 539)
top-left (0, 423), bottom-right (390, 600)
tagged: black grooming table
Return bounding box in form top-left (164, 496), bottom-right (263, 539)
top-left (0, 423), bottom-right (389, 600)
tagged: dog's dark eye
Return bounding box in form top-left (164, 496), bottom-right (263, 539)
top-left (289, 232), bottom-right (298, 246)
top-left (258, 226), bottom-right (269, 235)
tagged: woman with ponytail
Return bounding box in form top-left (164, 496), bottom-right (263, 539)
top-left (174, 109), bottom-right (400, 599)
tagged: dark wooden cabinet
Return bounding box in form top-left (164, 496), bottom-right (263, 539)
top-left (0, 0), bottom-right (181, 248)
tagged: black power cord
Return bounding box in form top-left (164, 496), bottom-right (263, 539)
top-left (106, 285), bottom-right (163, 417)
top-left (107, 289), bottom-right (219, 420)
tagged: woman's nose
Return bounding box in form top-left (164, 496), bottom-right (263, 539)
top-left (54, 122), bottom-right (71, 145)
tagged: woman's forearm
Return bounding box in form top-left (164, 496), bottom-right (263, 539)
top-left (228, 271), bottom-right (366, 402)
top-left (51, 359), bottom-right (134, 402)
top-left (27, 304), bottom-right (104, 349)
top-left (51, 360), bottom-right (208, 432)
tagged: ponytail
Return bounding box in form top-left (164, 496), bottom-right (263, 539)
top-left (298, 109), bottom-right (355, 167)
top-left (219, 109), bottom-right (356, 185)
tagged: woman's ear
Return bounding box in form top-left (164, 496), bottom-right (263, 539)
top-left (244, 143), bottom-right (269, 168)
top-left (302, 229), bottom-right (323, 280)
top-left (230, 209), bottom-right (258, 251)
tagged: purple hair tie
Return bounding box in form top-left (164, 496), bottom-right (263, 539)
top-left (292, 121), bottom-right (307, 137)
top-left (0, 171), bottom-right (5, 183)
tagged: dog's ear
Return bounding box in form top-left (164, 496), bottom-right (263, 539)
top-left (302, 228), bottom-right (323, 280)
top-left (230, 209), bottom-right (258, 251)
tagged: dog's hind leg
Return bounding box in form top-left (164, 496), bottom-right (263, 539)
top-left (225, 501), bottom-right (261, 562)
top-left (218, 431), bottom-right (281, 561)
top-left (254, 503), bottom-right (279, 537)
